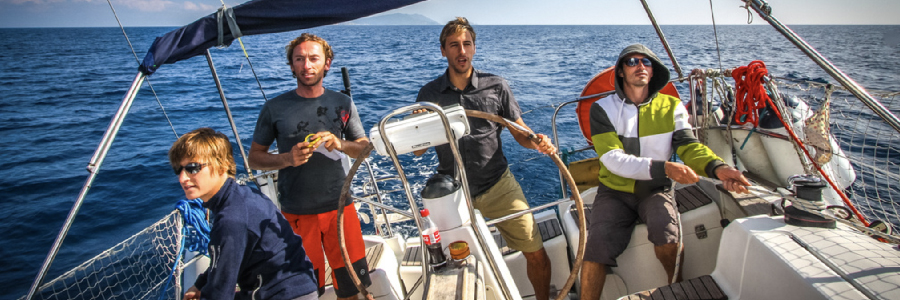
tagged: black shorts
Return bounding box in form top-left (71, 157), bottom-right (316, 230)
top-left (584, 185), bottom-right (679, 266)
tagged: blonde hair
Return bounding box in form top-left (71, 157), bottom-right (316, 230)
top-left (285, 33), bottom-right (334, 77)
top-left (168, 128), bottom-right (236, 178)
top-left (440, 17), bottom-right (476, 48)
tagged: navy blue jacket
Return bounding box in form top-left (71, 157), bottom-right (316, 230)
top-left (194, 178), bottom-right (317, 299)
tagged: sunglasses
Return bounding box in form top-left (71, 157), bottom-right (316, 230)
top-left (174, 162), bottom-right (207, 175)
top-left (624, 57), bottom-right (652, 67)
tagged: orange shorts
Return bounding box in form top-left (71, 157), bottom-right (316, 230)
top-left (282, 205), bottom-right (370, 297)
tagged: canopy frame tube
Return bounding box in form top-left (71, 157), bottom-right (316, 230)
top-left (27, 72), bottom-right (147, 300)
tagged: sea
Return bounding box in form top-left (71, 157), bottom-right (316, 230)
top-left (1, 25), bottom-right (898, 298)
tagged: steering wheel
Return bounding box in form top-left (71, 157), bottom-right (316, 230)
top-left (335, 110), bottom-right (587, 300)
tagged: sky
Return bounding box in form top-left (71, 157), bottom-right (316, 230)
top-left (1, 0), bottom-right (899, 28)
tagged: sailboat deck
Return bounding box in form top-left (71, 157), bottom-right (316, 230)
top-left (621, 275), bottom-right (727, 300)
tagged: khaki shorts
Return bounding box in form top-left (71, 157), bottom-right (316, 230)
top-left (474, 169), bottom-right (544, 253)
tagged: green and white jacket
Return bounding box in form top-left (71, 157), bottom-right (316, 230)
top-left (589, 92), bottom-right (725, 195)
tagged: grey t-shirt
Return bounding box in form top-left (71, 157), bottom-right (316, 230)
top-left (253, 89), bottom-right (366, 215)
top-left (416, 69), bottom-right (522, 197)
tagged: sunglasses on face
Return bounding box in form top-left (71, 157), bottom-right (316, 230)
top-left (624, 57), bottom-right (652, 67)
top-left (174, 162), bottom-right (207, 175)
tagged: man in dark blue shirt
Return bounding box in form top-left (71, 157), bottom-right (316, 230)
top-left (415, 17), bottom-right (557, 300)
top-left (171, 128), bottom-right (317, 300)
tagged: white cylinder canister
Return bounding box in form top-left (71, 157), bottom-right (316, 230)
top-left (420, 174), bottom-right (470, 231)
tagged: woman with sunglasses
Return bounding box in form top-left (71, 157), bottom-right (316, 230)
top-left (170, 128), bottom-right (318, 300)
top-left (578, 44), bottom-right (749, 300)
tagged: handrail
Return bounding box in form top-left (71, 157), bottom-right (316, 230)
top-left (550, 91), bottom-right (616, 198)
top-left (551, 99), bottom-right (582, 199)
top-left (362, 159), bottom-right (396, 237)
top-left (485, 198), bottom-right (567, 226)
top-left (27, 72), bottom-right (146, 300)
top-left (744, 0), bottom-right (900, 134)
top-left (351, 196), bottom-right (414, 219)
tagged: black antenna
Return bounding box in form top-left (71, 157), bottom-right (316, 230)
top-left (341, 67), bottom-right (352, 97)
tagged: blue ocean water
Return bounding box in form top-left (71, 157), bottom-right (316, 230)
top-left (1, 25), bottom-right (898, 298)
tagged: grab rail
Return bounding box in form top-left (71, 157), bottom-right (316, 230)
top-left (550, 91), bottom-right (615, 198)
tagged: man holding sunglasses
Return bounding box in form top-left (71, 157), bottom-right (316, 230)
top-left (579, 44), bottom-right (749, 299)
top-left (248, 33), bottom-right (372, 300)
top-left (172, 128), bottom-right (318, 300)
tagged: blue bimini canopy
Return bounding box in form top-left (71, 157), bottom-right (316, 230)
top-left (139, 0), bottom-right (426, 75)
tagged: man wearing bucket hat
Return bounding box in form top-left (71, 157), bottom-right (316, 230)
top-left (580, 44), bottom-right (749, 299)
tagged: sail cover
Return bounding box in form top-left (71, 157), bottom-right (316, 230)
top-left (139, 0), bottom-right (426, 75)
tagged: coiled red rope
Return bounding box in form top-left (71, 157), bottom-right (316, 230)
top-left (731, 60), bottom-right (772, 125)
top-left (730, 60), bottom-right (869, 226)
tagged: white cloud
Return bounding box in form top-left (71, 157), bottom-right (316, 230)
top-left (183, 1), bottom-right (216, 11)
top-left (100, 0), bottom-right (174, 12)
top-left (7, 0), bottom-right (65, 5)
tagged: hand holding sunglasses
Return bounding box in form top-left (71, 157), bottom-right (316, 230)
top-left (304, 134), bottom-right (322, 148)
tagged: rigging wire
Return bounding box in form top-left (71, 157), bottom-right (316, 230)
top-left (237, 38), bottom-right (269, 101)
top-left (105, 0), bottom-right (179, 138)
top-left (708, 0), bottom-right (725, 71)
top-left (217, 0), bottom-right (269, 101)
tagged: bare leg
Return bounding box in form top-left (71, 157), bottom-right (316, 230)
top-left (580, 261), bottom-right (607, 300)
top-left (654, 242), bottom-right (682, 283)
top-left (522, 248), bottom-right (551, 300)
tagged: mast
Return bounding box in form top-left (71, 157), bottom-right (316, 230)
top-left (639, 0), bottom-right (684, 79)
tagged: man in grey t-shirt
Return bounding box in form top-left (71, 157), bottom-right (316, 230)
top-left (249, 33), bottom-right (372, 300)
top-left (415, 17), bottom-right (558, 300)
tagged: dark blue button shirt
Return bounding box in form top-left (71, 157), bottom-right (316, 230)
top-left (416, 69), bottom-right (522, 197)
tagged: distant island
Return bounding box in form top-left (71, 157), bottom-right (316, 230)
top-left (345, 13), bottom-right (440, 25)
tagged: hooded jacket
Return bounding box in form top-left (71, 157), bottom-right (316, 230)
top-left (589, 44), bottom-right (724, 196)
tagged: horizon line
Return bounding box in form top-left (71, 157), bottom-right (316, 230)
top-left (3, 23), bottom-right (898, 29)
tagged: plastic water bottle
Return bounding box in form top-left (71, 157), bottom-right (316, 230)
top-left (420, 209), bottom-right (447, 269)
